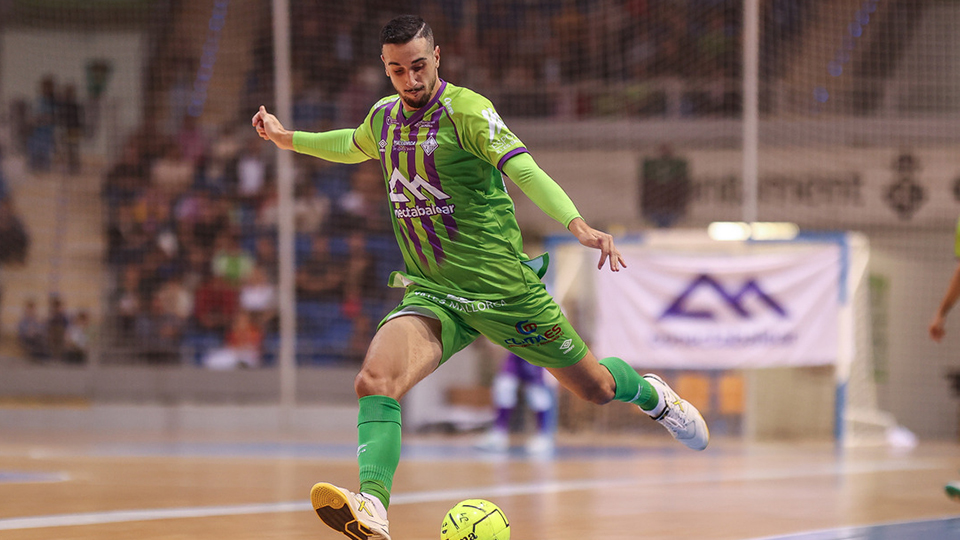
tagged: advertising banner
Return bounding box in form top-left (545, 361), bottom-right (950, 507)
top-left (594, 243), bottom-right (842, 368)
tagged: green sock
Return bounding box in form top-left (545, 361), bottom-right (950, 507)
top-left (357, 395), bottom-right (402, 510)
top-left (599, 357), bottom-right (660, 412)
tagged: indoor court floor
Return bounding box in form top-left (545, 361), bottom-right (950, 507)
top-left (1, 429), bottom-right (959, 540)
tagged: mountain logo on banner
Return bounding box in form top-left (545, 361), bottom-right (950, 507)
top-left (659, 274), bottom-right (787, 321)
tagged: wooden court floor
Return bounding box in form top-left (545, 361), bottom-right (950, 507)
top-left (1, 429), bottom-right (959, 540)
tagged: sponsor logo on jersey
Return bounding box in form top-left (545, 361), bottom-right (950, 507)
top-left (443, 97), bottom-right (454, 115)
top-left (559, 339), bottom-right (574, 354)
top-left (378, 139), bottom-right (387, 153)
top-left (393, 139), bottom-right (418, 152)
top-left (389, 168), bottom-right (457, 219)
top-left (516, 320), bottom-right (537, 335)
top-left (504, 323), bottom-right (565, 349)
top-left (412, 290), bottom-right (507, 313)
top-left (481, 108), bottom-right (506, 141)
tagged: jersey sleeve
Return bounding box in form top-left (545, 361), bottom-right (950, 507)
top-left (293, 129), bottom-right (369, 164)
top-left (502, 152), bottom-right (582, 228)
top-left (454, 93), bottom-right (528, 171)
top-left (954, 216), bottom-right (960, 258)
top-left (292, 97), bottom-right (390, 163)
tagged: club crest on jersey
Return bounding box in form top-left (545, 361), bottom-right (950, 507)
top-left (421, 135), bottom-right (438, 155)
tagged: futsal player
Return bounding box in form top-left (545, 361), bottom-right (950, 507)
top-left (928, 215), bottom-right (960, 501)
top-left (253, 15), bottom-right (709, 540)
top-left (474, 351), bottom-right (555, 455)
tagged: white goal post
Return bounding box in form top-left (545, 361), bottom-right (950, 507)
top-left (545, 228), bottom-right (899, 447)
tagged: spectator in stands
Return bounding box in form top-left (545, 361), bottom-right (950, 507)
top-left (211, 231), bottom-right (255, 287)
top-left (113, 264), bottom-right (143, 341)
top-left (17, 298), bottom-right (45, 360)
top-left (337, 162), bottom-right (392, 235)
top-left (156, 273), bottom-right (195, 324)
top-left (296, 235), bottom-right (346, 303)
top-left (236, 136), bottom-right (267, 201)
top-left (63, 309), bottom-right (92, 364)
top-left (239, 264), bottom-right (277, 332)
top-left (192, 189), bottom-right (230, 253)
top-left (45, 294), bottom-right (69, 360)
top-left (224, 310), bottom-right (264, 368)
top-left (102, 140), bottom-right (147, 208)
top-left (57, 83), bottom-right (84, 175)
top-left (176, 114), bottom-right (208, 167)
top-left (254, 233), bottom-right (279, 283)
top-left (136, 293), bottom-right (184, 363)
top-left (27, 75), bottom-right (57, 172)
top-left (0, 198), bottom-right (29, 266)
top-left (193, 273), bottom-right (239, 337)
top-left (295, 181), bottom-right (332, 234)
top-left (151, 142), bottom-right (193, 198)
top-left (342, 230), bottom-right (378, 358)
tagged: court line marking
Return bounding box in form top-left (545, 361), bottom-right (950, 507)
top-left (0, 458), bottom-right (948, 531)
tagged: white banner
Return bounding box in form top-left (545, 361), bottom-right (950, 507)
top-left (593, 243), bottom-right (842, 369)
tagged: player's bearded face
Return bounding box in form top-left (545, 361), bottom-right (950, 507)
top-left (382, 37), bottom-right (440, 111)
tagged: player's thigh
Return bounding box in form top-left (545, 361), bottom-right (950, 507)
top-left (358, 314), bottom-right (444, 400)
top-left (379, 287), bottom-right (481, 365)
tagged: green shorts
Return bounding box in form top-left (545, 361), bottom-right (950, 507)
top-left (379, 282), bottom-right (589, 369)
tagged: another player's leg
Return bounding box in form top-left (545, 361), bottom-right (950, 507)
top-left (520, 363), bottom-right (555, 455)
top-left (312, 314), bottom-right (445, 540)
top-left (475, 368), bottom-right (516, 452)
top-left (549, 352), bottom-right (709, 451)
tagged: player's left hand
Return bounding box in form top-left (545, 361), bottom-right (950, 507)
top-left (567, 218), bottom-right (626, 272)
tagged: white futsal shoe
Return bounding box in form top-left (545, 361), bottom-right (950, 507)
top-left (525, 432), bottom-right (555, 456)
top-left (311, 482), bottom-right (391, 540)
top-left (474, 429), bottom-right (509, 453)
top-left (643, 374), bottom-right (710, 451)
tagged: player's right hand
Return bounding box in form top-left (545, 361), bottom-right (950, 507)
top-left (930, 314), bottom-right (946, 342)
top-left (251, 105), bottom-right (293, 150)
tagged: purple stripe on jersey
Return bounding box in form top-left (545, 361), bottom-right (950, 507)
top-left (407, 112), bottom-right (446, 265)
top-left (496, 147), bottom-right (529, 172)
top-left (422, 108), bottom-right (459, 241)
top-left (390, 103), bottom-right (430, 268)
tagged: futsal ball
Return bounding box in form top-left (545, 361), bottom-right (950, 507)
top-left (440, 499), bottom-right (510, 540)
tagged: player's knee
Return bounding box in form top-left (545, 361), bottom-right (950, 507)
top-left (354, 368), bottom-right (391, 398)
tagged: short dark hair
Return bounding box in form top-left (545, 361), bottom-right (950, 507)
top-left (380, 15), bottom-right (434, 48)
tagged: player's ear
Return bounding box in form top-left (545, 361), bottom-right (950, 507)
top-left (381, 54), bottom-right (388, 76)
top-left (434, 45), bottom-right (440, 66)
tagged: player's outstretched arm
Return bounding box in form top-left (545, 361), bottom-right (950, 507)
top-left (568, 217), bottom-right (626, 272)
top-left (930, 260), bottom-right (960, 342)
top-left (252, 105), bottom-right (294, 151)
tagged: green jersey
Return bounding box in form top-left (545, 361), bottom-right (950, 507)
top-left (955, 215), bottom-right (960, 258)
top-left (347, 80), bottom-right (544, 299)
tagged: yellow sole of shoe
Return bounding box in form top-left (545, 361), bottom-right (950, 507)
top-left (311, 483), bottom-right (373, 540)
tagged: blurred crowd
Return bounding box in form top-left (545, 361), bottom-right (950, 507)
top-left (100, 115), bottom-right (401, 367)
top-left (254, 0), bottom-right (806, 124)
